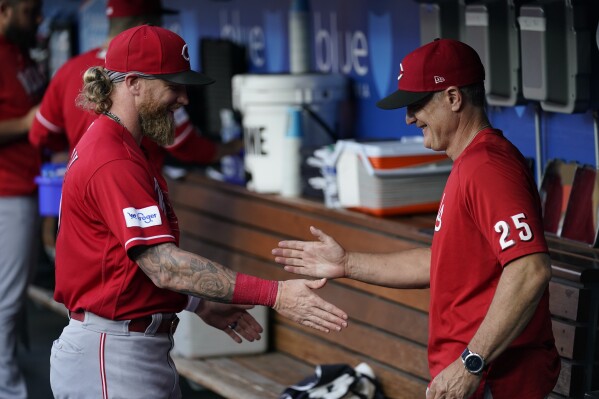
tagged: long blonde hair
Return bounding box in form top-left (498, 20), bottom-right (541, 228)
top-left (76, 66), bottom-right (114, 115)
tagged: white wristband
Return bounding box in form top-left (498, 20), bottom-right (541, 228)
top-left (185, 295), bottom-right (202, 312)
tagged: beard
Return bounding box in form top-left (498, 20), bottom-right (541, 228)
top-left (4, 23), bottom-right (37, 51)
top-left (138, 99), bottom-right (176, 147)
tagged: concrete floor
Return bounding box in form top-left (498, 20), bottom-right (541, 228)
top-left (16, 260), bottom-right (224, 399)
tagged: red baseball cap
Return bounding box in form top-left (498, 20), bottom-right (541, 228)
top-left (105, 25), bottom-right (214, 86)
top-left (376, 39), bottom-right (485, 110)
top-left (106, 0), bottom-right (178, 19)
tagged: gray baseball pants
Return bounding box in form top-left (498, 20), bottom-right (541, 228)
top-left (0, 196), bottom-right (38, 399)
top-left (50, 311), bottom-right (181, 399)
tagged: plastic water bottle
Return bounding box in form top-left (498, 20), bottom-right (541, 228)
top-left (220, 109), bottom-right (245, 185)
top-left (289, 0), bottom-right (311, 73)
top-left (280, 107), bottom-right (303, 197)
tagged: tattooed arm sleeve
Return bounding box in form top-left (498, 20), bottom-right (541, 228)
top-left (132, 242), bottom-right (236, 302)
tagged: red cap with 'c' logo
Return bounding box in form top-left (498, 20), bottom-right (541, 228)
top-left (105, 25), bottom-right (214, 86)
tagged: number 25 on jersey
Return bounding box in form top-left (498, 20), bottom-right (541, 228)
top-left (494, 213), bottom-right (533, 250)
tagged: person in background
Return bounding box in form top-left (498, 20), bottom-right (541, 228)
top-left (272, 39), bottom-right (560, 399)
top-left (50, 25), bottom-right (347, 399)
top-left (29, 0), bottom-right (242, 260)
top-left (0, 0), bottom-right (44, 398)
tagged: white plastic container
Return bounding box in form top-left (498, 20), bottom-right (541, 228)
top-left (172, 306), bottom-right (269, 358)
top-left (232, 73), bottom-right (346, 194)
top-left (334, 139), bottom-right (452, 216)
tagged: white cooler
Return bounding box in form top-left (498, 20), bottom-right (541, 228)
top-left (172, 306), bottom-right (269, 358)
top-left (335, 139), bottom-right (452, 216)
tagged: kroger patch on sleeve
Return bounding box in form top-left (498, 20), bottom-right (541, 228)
top-left (122, 206), bottom-right (163, 228)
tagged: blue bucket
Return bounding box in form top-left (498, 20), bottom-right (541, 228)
top-left (35, 176), bottom-right (63, 216)
top-left (35, 163), bottom-right (66, 216)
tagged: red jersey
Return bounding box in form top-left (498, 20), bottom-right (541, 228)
top-left (429, 129), bottom-right (560, 398)
top-left (0, 36), bottom-right (45, 196)
top-left (29, 47), bottom-right (217, 166)
top-left (54, 115), bottom-right (187, 320)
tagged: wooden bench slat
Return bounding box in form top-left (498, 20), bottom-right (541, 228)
top-left (173, 356), bottom-right (287, 399)
top-left (547, 235), bottom-right (599, 264)
top-left (232, 353), bottom-right (314, 387)
top-left (549, 281), bottom-right (588, 322)
top-left (552, 319), bottom-right (587, 360)
top-left (339, 279), bottom-right (430, 313)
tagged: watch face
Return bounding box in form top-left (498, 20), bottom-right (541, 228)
top-left (465, 354), bottom-right (484, 373)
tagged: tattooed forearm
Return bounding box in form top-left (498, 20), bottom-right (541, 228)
top-left (186, 256), bottom-right (235, 301)
top-left (134, 243), bottom-right (236, 302)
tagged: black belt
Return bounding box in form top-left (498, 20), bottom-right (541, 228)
top-left (69, 311), bottom-right (179, 334)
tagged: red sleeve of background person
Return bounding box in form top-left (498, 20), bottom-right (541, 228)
top-left (29, 48), bottom-right (103, 152)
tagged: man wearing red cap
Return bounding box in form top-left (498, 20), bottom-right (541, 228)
top-left (273, 39), bottom-right (560, 399)
top-left (0, 0), bottom-right (45, 398)
top-left (50, 25), bottom-right (348, 399)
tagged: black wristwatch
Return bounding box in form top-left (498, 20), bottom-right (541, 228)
top-left (461, 347), bottom-right (485, 375)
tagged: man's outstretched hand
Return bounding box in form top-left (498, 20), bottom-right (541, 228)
top-left (273, 278), bottom-right (348, 333)
top-left (272, 226), bottom-right (348, 279)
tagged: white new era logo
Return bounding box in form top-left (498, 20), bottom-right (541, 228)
top-left (397, 63), bottom-right (404, 81)
top-left (434, 76), bottom-right (445, 84)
